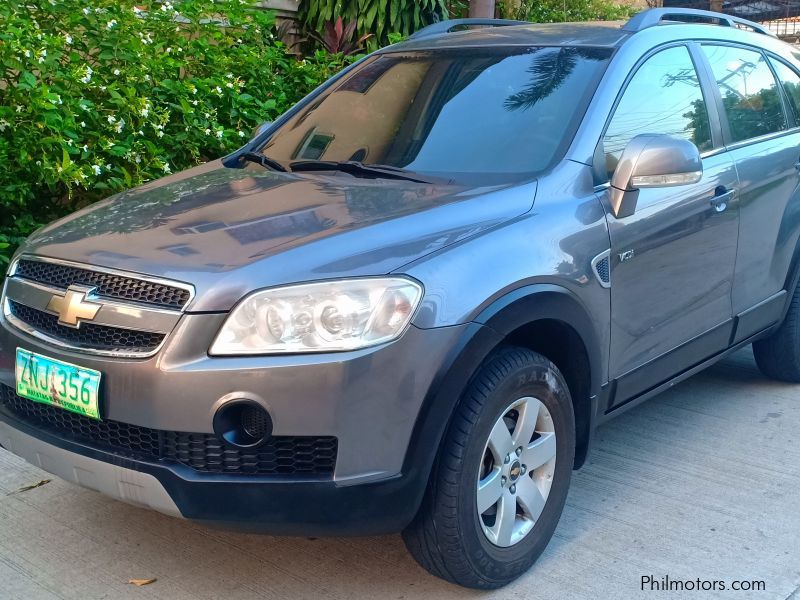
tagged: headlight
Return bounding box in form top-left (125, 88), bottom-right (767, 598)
top-left (210, 277), bottom-right (423, 355)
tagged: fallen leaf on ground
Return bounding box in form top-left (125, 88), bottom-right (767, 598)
top-left (8, 479), bottom-right (51, 495)
top-left (128, 579), bottom-right (157, 587)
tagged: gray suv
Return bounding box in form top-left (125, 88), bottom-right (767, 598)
top-left (2, 8), bottom-right (800, 588)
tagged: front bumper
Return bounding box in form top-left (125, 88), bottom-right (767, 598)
top-left (0, 411), bottom-right (432, 535)
top-left (0, 313), bottom-right (466, 482)
top-left (0, 312), bottom-right (471, 533)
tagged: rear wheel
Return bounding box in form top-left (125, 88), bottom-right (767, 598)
top-left (402, 347), bottom-right (575, 589)
top-left (753, 283), bottom-right (800, 382)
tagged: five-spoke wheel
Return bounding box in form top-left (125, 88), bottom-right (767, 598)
top-left (477, 397), bottom-right (557, 547)
top-left (403, 347), bottom-right (575, 589)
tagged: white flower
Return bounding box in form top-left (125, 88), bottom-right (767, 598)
top-left (55, 95), bottom-right (62, 105)
top-left (204, 112), bottom-right (210, 118)
top-left (100, 85), bottom-right (106, 91)
top-left (105, 164), bottom-right (112, 171)
top-left (137, 130), bottom-right (144, 136)
top-left (144, 74), bottom-right (151, 81)
top-left (215, 129), bottom-right (223, 139)
top-left (82, 7), bottom-right (90, 15)
top-left (134, 154), bottom-right (141, 163)
top-left (80, 121), bottom-right (86, 127)
top-left (226, 82), bottom-right (233, 89)
top-left (226, 73), bottom-right (233, 79)
top-left (66, 139), bottom-right (73, 146)
top-left (38, 50), bottom-right (47, 64)
top-left (80, 66), bottom-right (93, 84)
top-left (238, 131), bottom-right (246, 138)
top-left (113, 69), bottom-right (120, 76)
top-left (204, 128), bottom-right (211, 135)
top-left (16, 105), bottom-right (23, 113)
top-left (65, 33), bottom-right (73, 45)
top-left (191, 100), bottom-right (198, 106)
top-left (162, 163), bottom-right (171, 173)
top-left (214, 86), bottom-right (222, 94)
top-left (24, 49), bottom-right (31, 58)
top-left (106, 20), bottom-right (117, 30)
top-left (82, 144), bottom-right (88, 152)
top-left (92, 164), bottom-right (102, 175)
top-left (107, 115), bottom-right (117, 124)
top-left (114, 119), bottom-right (125, 133)
top-left (140, 107), bottom-right (149, 117)
top-left (0, 120), bottom-right (9, 132)
top-left (166, 47), bottom-right (172, 54)
top-left (161, 2), bottom-right (174, 12)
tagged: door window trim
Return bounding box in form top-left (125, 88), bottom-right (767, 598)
top-left (593, 42), bottom-right (724, 186)
top-left (695, 41), bottom-right (795, 150)
top-left (764, 51), bottom-right (800, 129)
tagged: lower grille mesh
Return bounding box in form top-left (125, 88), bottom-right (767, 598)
top-left (0, 385), bottom-right (337, 477)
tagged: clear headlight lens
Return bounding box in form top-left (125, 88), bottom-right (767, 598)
top-left (210, 277), bottom-right (423, 355)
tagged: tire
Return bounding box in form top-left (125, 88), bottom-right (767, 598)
top-left (753, 283), bottom-right (800, 382)
top-left (402, 347), bottom-right (575, 589)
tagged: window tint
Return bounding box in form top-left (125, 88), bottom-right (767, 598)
top-left (603, 46), bottom-right (712, 178)
top-left (768, 57), bottom-right (800, 124)
top-left (702, 45), bottom-right (786, 143)
top-left (262, 47), bottom-right (613, 183)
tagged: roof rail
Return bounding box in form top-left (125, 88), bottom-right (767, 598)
top-left (623, 7), bottom-right (775, 37)
top-left (409, 18), bottom-right (529, 40)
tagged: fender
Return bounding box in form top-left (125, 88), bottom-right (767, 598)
top-left (398, 284), bottom-right (604, 525)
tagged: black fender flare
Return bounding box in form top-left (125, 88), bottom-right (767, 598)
top-left (398, 284), bottom-right (603, 526)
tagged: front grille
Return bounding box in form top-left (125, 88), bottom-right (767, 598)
top-left (0, 385), bottom-right (337, 477)
top-left (14, 259), bottom-right (191, 309)
top-left (8, 301), bottom-right (165, 355)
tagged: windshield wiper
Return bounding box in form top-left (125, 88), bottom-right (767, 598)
top-left (239, 151), bottom-right (288, 172)
top-left (290, 160), bottom-right (438, 183)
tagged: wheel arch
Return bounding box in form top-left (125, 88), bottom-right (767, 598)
top-left (400, 284), bottom-right (604, 525)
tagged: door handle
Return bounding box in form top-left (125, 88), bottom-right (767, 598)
top-left (710, 188), bottom-right (734, 213)
top-left (794, 161), bottom-right (800, 172)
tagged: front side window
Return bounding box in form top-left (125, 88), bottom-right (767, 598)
top-left (768, 57), bottom-right (800, 124)
top-left (603, 45), bottom-right (713, 179)
top-left (702, 45), bottom-right (786, 143)
top-left (261, 47), bottom-right (613, 183)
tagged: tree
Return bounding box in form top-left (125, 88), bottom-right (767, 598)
top-left (469, 0), bottom-right (496, 18)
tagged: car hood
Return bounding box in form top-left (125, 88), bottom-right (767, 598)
top-left (22, 160), bottom-right (536, 311)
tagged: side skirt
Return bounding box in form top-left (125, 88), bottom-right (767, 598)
top-left (598, 327), bottom-right (774, 425)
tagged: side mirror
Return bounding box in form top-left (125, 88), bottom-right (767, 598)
top-left (251, 121), bottom-right (273, 140)
top-left (609, 134), bottom-right (702, 219)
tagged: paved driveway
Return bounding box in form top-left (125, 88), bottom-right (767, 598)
top-left (1, 348), bottom-right (799, 600)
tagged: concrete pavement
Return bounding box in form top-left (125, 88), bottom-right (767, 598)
top-left (1, 348), bottom-right (799, 599)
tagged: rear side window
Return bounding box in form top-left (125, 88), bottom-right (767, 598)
top-left (768, 57), bottom-right (800, 124)
top-left (603, 45), bottom-right (712, 178)
top-left (702, 45), bottom-right (786, 143)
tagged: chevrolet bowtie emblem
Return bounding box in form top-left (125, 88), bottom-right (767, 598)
top-left (46, 285), bottom-right (101, 328)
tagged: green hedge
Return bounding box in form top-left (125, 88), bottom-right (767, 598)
top-left (0, 0), bottom-right (353, 265)
top-left (500, 0), bottom-right (636, 23)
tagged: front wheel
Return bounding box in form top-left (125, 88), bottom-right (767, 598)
top-left (402, 347), bottom-right (575, 589)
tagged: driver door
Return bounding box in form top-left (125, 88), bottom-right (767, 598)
top-left (601, 44), bottom-right (740, 405)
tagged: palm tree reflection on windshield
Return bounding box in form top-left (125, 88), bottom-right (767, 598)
top-left (504, 47), bottom-right (610, 111)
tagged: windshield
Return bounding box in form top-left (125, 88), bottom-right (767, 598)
top-left (259, 47), bottom-right (613, 183)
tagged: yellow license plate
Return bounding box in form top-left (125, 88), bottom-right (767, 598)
top-left (15, 348), bottom-right (102, 420)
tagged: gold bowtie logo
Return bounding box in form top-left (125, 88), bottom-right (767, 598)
top-left (46, 285), bottom-right (101, 328)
